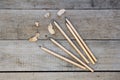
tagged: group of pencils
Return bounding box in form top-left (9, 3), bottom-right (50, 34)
top-left (40, 18), bottom-right (97, 72)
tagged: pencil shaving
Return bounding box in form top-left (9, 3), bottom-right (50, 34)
top-left (48, 23), bottom-right (55, 34)
top-left (57, 9), bottom-right (66, 16)
top-left (44, 12), bottom-right (50, 18)
top-left (35, 33), bottom-right (40, 37)
top-left (35, 22), bottom-right (39, 27)
top-left (29, 33), bottom-right (40, 42)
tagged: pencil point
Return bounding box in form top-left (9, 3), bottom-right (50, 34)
top-left (48, 37), bottom-right (52, 40)
top-left (65, 17), bottom-right (68, 20)
top-left (49, 38), bottom-right (52, 40)
top-left (54, 20), bottom-right (56, 23)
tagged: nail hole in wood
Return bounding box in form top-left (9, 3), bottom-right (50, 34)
top-left (45, 35), bottom-right (48, 37)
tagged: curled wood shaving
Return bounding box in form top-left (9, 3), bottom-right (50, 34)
top-left (35, 33), bottom-right (40, 37)
top-left (44, 12), bottom-right (50, 18)
top-left (29, 36), bottom-right (38, 42)
top-left (57, 9), bottom-right (66, 16)
top-left (29, 33), bottom-right (40, 42)
top-left (48, 23), bottom-right (55, 34)
top-left (35, 22), bottom-right (39, 27)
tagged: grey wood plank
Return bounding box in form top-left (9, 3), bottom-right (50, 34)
top-left (0, 0), bottom-right (120, 9)
top-left (0, 0), bottom-right (92, 9)
top-left (0, 10), bottom-right (120, 40)
top-left (0, 72), bottom-right (119, 80)
top-left (93, 0), bottom-right (120, 8)
top-left (0, 40), bottom-right (119, 71)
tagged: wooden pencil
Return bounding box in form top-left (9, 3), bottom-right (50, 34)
top-left (54, 21), bottom-right (89, 63)
top-left (50, 38), bottom-right (94, 72)
top-left (66, 23), bottom-right (95, 64)
top-left (40, 46), bottom-right (86, 70)
top-left (66, 18), bottom-right (97, 62)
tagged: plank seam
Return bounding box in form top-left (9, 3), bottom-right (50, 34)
top-left (0, 8), bottom-right (120, 10)
top-left (0, 39), bottom-right (119, 41)
top-left (0, 71), bottom-right (119, 73)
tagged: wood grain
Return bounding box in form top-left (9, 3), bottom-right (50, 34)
top-left (93, 0), bottom-right (120, 8)
top-left (0, 40), bottom-right (119, 71)
top-left (0, 0), bottom-right (92, 9)
top-left (0, 72), bottom-right (119, 80)
top-left (0, 10), bottom-right (120, 39)
top-left (0, 0), bottom-right (119, 79)
top-left (0, 0), bottom-right (120, 9)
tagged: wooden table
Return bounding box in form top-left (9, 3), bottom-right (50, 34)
top-left (0, 0), bottom-right (120, 80)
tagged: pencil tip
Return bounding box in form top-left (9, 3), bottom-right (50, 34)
top-left (51, 19), bottom-right (55, 23)
top-left (48, 37), bottom-right (52, 40)
top-left (54, 20), bottom-right (56, 23)
top-left (65, 17), bottom-right (67, 19)
top-left (65, 17), bottom-right (68, 20)
top-left (50, 38), bottom-right (52, 41)
top-left (65, 18), bottom-right (69, 23)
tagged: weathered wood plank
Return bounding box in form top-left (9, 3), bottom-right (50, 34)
top-left (0, 72), bottom-right (119, 80)
top-left (0, 10), bottom-right (120, 39)
top-left (0, 0), bottom-right (92, 9)
top-left (0, 40), bottom-right (119, 71)
top-left (0, 0), bottom-right (120, 9)
top-left (93, 0), bottom-right (120, 8)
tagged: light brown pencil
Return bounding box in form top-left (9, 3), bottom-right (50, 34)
top-left (50, 38), bottom-right (94, 72)
top-left (40, 46), bottom-right (86, 70)
top-left (54, 21), bottom-right (89, 63)
top-left (66, 23), bottom-right (95, 64)
top-left (66, 18), bottom-right (97, 62)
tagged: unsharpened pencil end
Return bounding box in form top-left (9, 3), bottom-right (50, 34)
top-left (87, 67), bottom-right (94, 72)
top-left (94, 58), bottom-right (97, 62)
top-left (91, 70), bottom-right (94, 72)
top-left (92, 62), bottom-right (95, 65)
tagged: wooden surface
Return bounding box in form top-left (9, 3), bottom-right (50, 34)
top-left (0, 40), bottom-right (119, 71)
top-left (0, 0), bottom-right (92, 9)
top-left (93, 0), bottom-right (120, 9)
top-left (0, 0), bottom-right (120, 80)
top-left (0, 72), bottom-right (119, 80)
top-left (0, 0), bottom-right (120, 9)
top-left (0, 10), bottom-right (120, 39)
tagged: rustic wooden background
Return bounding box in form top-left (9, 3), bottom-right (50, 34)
top-left (0, 0), bottom-right (120, 80)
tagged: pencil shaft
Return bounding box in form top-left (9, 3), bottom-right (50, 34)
top-left (66, 23), bottom-right (95, 64)
top-left (41, 46), bottom-right (86, 70)
top-left (66, 18), bottom-right (97, 62)
top-left (54, 21), bottom-right (89, 63)
top-left (50, 38), bottom-right (94, 72)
